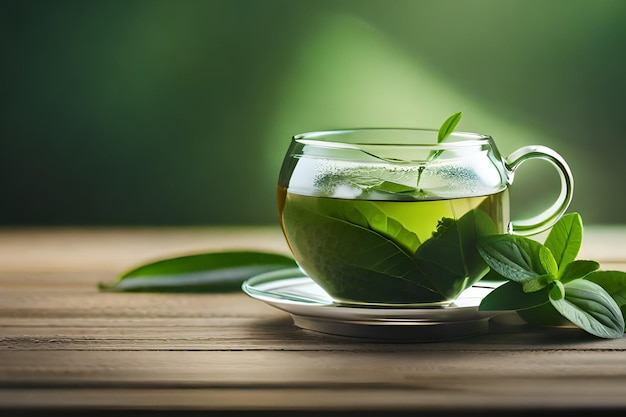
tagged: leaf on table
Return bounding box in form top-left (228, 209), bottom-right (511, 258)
top-left (99, 251), bottom-right (297, 293)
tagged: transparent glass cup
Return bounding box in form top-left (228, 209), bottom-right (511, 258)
top-left (277, 129), bottom-right (573, 306)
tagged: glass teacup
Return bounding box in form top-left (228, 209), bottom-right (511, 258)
top-left (277, 129), bottom-right (573, 306)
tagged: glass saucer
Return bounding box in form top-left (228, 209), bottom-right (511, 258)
top-left (242, 268), bottom-right (503, 342)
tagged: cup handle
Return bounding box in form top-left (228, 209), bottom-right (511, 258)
top-left (505, 145), bottom-right (574, 236)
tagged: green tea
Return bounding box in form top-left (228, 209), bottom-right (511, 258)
top-left (278, 186), bottom-right (509, 304)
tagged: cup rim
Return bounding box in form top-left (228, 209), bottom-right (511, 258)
top-left (293, 128), bottom-right (493, 149)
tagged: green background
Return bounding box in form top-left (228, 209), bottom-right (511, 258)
top-left (2, 0), bottom-right (625, 226)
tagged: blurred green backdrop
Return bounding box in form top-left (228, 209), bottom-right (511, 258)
top-left (2, 0), bottom-right (625, 226)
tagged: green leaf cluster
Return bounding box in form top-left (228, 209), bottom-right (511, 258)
top-left (478, 212), bottom-right (626, 339)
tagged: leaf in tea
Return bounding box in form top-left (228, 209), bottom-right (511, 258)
top-left (332, 199), bottom-right (422, 254)
top-left (370, 181), bottom-right (417, 194)
top-left (281, 196), bottom-right (439, 303)
top-left (415, 208), bottom-right (497, 299)
top-left (280, 189), bottom-right (505, 304)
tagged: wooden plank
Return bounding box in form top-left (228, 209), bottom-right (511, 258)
top-left (1, 318), bottom-right (626, 352)
top-left (1, 227), bottom-right (626, 414)
top-left (1, 350), bottom-right (626, 411)
top-left (0, 293), bottom-right (271, 318)
top-left (1, 349), bottom-right (625, 386)
top-left (1, 385), bottom-right (626, 413)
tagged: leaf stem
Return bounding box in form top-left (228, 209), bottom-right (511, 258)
top-left (416, 165), bottom-right (425, 190)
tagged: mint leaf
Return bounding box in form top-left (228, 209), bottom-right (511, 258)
top-left (99, 251), bottom-right (297, 292)
top-left (478, 235), bottom-right (548, 282)
top-left (479, 280), bottom-right (551, 311)
top-left (477, 212), bottom-right (626, 336)
top-left (516, 301), bottom-right (571, 327)
top-left (550, 279), bottom-right (624, 339)
top-left (550, 280), bottom-right (565, 300)
top-left (544, 212), bottom-right (583, 270)
top-left (559, 259), bottom-right (600, 283)
top-left (438, 111), bottom-right (462, 142)
top-left (586, 270), bottom-right (626, 316)
top-left (539, 246), bottom-right (558, 276)
top-left (522, 274), bottom-right (556, 293)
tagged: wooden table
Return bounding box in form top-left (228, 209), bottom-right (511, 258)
top-left (2, 226), bottom-right (626, 416)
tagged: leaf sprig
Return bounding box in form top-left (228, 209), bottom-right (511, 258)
top-left (478, 212), bottom-right (626, 339)
top-left (437, 111), bottom-right (462, 143)
top-left (415, 111), bottom-right (462, 192)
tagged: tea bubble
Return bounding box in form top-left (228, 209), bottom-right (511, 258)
top-left (288, 156), bottom-right (503, 200)
top-left (418, 161), bottom-right (503, 199)
top-left (311, 160), bottom-right (419, 198)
